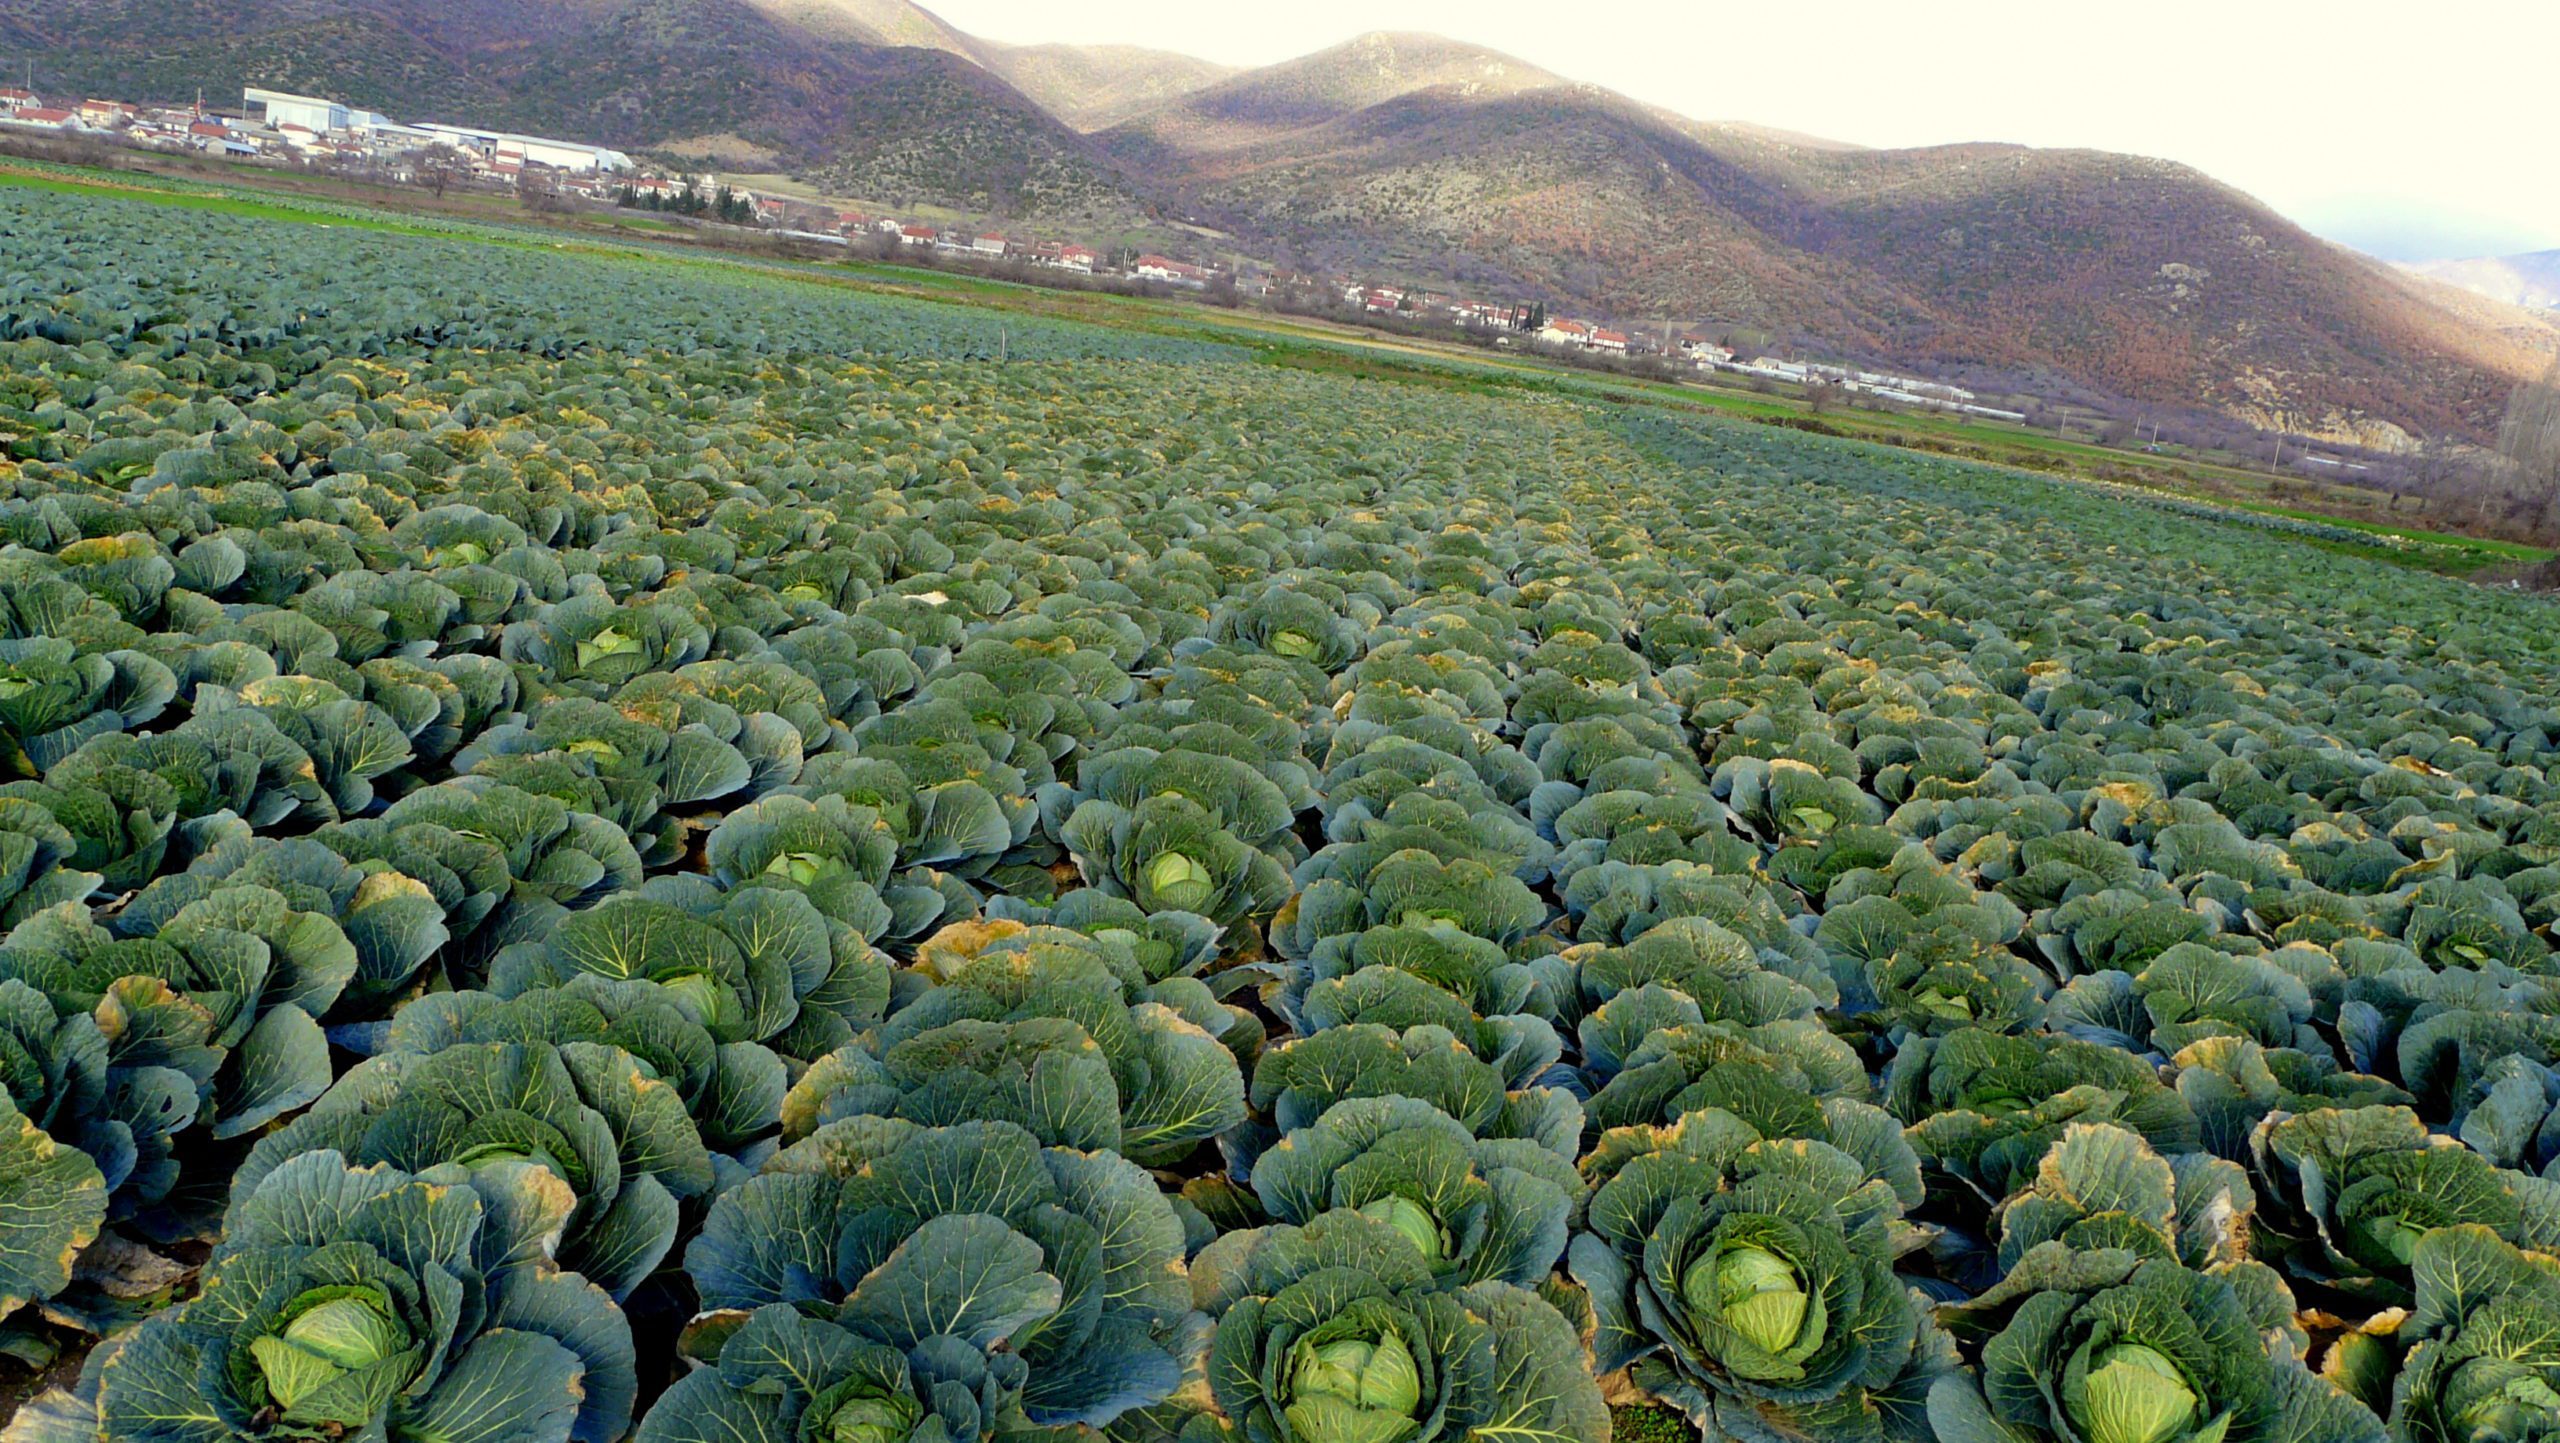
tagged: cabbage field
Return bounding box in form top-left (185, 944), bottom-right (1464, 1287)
top-left (4, 181), bottom-right (2560, 1443)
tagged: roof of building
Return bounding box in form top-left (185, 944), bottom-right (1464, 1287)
top-left (242, 86), bottom-right (341, 108)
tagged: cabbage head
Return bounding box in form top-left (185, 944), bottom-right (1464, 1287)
top-left (10, 1149), bottom-right (636, 1443)
top-left (2385, 1225), bottom-right (2560, 1443)
top-left (1251, 1095), bottom-right (1583, 1286)
top-left (1189, 1211), bottom-right (1606, 1443)
top-left (225, 1040), bottom-right (716, 1299)
top-left (685, 1116), bottom-right (1189, 1429)
top-left (1929, 1246), bottom-right (2382, 1443)
top-left (633, 1304), bottom-right (1028, 1443)
top-left (1570, 1105), bottom-right (1948, 1443)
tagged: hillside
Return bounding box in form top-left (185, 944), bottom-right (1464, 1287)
top-left (1101, 32), bottom-right (1566, 161)
top-left (0, 0), bottom-right (1158, 224)
top-left (1749, 142), bottom-right (2555, 443)
top-left (1112, 72), bottom-right (2552, 443)
top-left (2407, 250), bottom-right (2560, 311)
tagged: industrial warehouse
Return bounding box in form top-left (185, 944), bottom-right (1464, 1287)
top-left (238, 85), bottom-right (634, 175)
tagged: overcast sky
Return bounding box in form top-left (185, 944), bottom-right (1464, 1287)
top-left (929, 0), bottom-right (2557, 261)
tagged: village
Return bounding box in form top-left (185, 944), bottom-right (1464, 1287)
top-left (0, 81), bottom-right (2021, 422)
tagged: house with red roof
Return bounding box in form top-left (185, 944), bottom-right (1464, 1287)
top-left (1134, 255), bottom-right (1211, 285)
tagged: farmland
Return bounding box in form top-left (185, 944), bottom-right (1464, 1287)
top-left (2, 180), bottom-right (2559, 1443)
top-left (9, 149), bottom-right (2539, 583)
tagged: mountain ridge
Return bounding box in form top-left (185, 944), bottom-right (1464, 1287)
top-left (730, 0), bottom-right (1233, 130)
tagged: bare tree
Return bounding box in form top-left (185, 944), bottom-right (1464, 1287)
top-left (518, 168), bottom-right (564, 214)
top-left (417, 149), bottom-right (457, 199)
top-left (2496, 355), bottom-right (2560, 537)
top-left (2403, 430), bottom-right (2469, 513)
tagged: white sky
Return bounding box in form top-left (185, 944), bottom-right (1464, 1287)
top-left (928, 0), bottom-right (2560, 261)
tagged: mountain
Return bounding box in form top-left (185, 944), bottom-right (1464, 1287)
top-left (734, 0), bottom-right (1231, 129)
top-left (0, 0), bottom-right (1158, 224)
top-left (1103, 32), bottom-right (1565, 163)
top-left (2405, 251), bottom-right (2560, 311)
top-left (12, 1), bottom-right (2551, 441)
top-left (973, 45), bottom-right (1235, 133)
top-left (1100, 48), bottom-right (2552, 444)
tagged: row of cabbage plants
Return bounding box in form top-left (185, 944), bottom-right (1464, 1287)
top-left (2, 186), bottom-right (2560, 1443)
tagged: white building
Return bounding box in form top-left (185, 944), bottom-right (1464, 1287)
top-left (242, 87), bottom-right (391, 135)
top-left (414, 123), bottom-right (631, 173)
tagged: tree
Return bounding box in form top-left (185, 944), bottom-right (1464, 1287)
top-left (518, 168), bottom-right (563, 214)
top-left (2407, 430), bottom-right (2468, 509)
top-left (418, 149), bottom-right (457, 199)
top-left (2496, 355), bottom-right (2560, 536)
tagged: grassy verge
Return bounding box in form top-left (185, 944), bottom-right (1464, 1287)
top-left (0, 164), bottom-right (458, 238)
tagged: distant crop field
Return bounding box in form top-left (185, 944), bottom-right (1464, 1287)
top-left (2, 181), bottom-right (2557, 1443)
